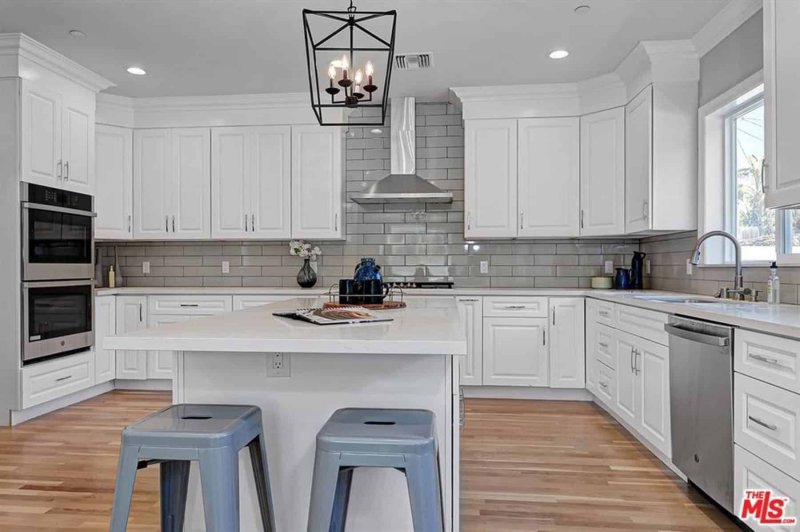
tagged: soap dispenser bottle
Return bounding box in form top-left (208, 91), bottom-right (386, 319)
top-left (768, 261), bottom-right (780, 304)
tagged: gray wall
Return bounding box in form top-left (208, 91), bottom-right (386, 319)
top-left (699, 10), bottom-right (763, 106)
top-left (99, 102), bottom-right (640, 289)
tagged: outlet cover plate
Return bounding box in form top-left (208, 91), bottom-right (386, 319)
top-left (222, 261), bottom-right (230, 274)
top-left (604, 260), bottom-right (614, 274)
top-left (267, 353), bottom-right (291, 377)
top-left (480, 261), bottom-right (489, 274)
top-left (142, 261), bottom-right (150, 275)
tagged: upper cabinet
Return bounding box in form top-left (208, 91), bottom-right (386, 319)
top-left (464, 119), bottom-right (518, 238)
top-left (21, 80), bottom-right (95, 195)
top-left (580, 107), bottom-right (625, 236)
top-left (764, 0), bottom-right (800, 208)
top-left (95, 124), bottom-right (133, 239)
top-left (133, 128), bottom-right (211, 240)
top-left (291, 125), bottom-right (344, 240)
top-left (211, 126), bottom-right (291, 239)
top-left (625, 87), bottom-right (653, 234)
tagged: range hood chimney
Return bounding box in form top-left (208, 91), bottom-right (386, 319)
top-left (350, 97), bottom-right (453, 204)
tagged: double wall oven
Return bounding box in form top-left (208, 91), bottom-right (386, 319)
top-left (21, 183), bottom-right (95, 364)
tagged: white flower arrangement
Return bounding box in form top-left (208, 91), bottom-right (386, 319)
top-left (289, 240), bottom-right (322, 260)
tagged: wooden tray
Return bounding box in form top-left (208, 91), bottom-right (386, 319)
top-left (323, 301), bottom-right (407, 311)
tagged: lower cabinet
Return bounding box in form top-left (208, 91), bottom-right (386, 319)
top-left (115, 296), bottom-right (148, 380)
top-left (233, 294), bottom-right (296, 310)
top-left (146, 315), bottom-right (195, 379)
top-left (456, 297), bottom-right (483, 386)
top-left (94, 295), bottom-right (116, 384)
top-left (21, 351), bottom-right (94, 409)
top-left (549, 297), bottom-right (585, 388)
top-left (735, 445), bottom-right (800, 532)
top-left (482, 317), bottom-right (548, 386)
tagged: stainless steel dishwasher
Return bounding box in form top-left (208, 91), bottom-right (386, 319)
top-left (665, 315), bottom-right (735, 514)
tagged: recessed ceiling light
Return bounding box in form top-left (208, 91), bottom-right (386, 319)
top-left (574, 5), bottom-right (591, 15)
top-left (549, 50), bottom-right (570, 60)
top-left (68, 29), bottom-right (86, 38)
top-left (126, 66), bottom-right (146, 76)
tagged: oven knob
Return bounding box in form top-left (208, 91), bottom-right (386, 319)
top-left (60, 340), bottom-right (66, 346)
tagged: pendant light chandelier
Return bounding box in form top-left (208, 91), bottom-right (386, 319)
top-left (302, 1), bottom-right (397, 126)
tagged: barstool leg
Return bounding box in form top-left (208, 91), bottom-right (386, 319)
top-left (329, 466), bottom-right (354, 532)
top-left (248, 433), bottom-right (276, 532)
top-left (109, 444), bottom-right (140, 532)
top-left (199, 448), bottom-right (240, 532)
top-left (160, 460), bottom-right (190, 532)
top-left (405, 452), bottom-right (444, 532)
top-left (307, 449), bottom-right (342, 532)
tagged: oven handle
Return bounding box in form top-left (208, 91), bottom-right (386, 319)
top-left (22, 202), bottom-right (97, 217)
top-left (23, 279), bottom-right (95, 288)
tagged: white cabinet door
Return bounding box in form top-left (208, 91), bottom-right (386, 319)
top-left (638, 336), bottom-right (671, 456)
top-left (233, 295), bottom-right (294, 310)
top-left (94, 295), bottom-right (116, 384)
top-left (585, 299), bottom-right (598, 392)
top-left (171, 128), bottom-right (210, 238)
top-left (291, 125), bottom-right (343, 239)
top-left (115, 296), bottom-right (147, 380)
top-left (133, 129), bottom-right (171, 239)
top-left (549, 297), bottom-right (585, 389)
top-left (464, 119), bottom-right (517, 238)
top-left (518, 118), bottom-right (580, 237)
top-left (146, 314), bottom-right (195, 380)
top-left (625, 86), bottom-right (653, 233)
top-left (456, 297), bottom-right (483, 386)
top-left (95, 125), bottom-right (133, 239)
top-left (211, 127), bottom-right (249, 238)
top-left (764, 0), bottom-right (800, 208)
top-left (253, 127), bottom-right (291, 238)
top-left (735, 445), bottom-right (800, 532)
top-left (61, 98), bottom-right (93, 194)
top-left (21, 80), bottom-right (62, 187)
top-left (483, 317), bottom-right (548, 386)
top-left (580, 107), bottom-right (625, 236)
top-left (614, 331), bottom-right (639, 427)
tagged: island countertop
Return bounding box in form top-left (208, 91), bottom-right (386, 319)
top-left (104, 297), bottom-right (467, 355)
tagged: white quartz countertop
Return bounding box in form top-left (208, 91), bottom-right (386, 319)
top-left (104, 297), bottom-right (468, 356)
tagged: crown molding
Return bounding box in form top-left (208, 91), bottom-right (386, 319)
top-left (615, 40), bottom-right (699, 100)
top-left (449, 83), bottom-right (581, 120)
top-left (0, 33), bottom-right (114, 92)
top-left (692, 0), bottom-right (761, 58)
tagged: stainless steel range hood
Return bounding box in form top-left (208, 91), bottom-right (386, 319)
top-left (350, 97), bottom-right (453, 204)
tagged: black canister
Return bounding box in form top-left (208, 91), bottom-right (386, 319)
top-left (630, 251), bottom-right (646, 290)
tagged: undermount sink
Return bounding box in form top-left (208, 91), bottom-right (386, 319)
top-left (632, 295), bottom-right (725, 304)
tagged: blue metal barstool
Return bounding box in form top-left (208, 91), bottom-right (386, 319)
top-left (307, 408), bottom-right (444, 532)
top-left (110, 404), bottom-right (276, 532)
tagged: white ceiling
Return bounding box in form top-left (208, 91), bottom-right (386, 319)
top-left (0, 0), bottom-right (731, 100)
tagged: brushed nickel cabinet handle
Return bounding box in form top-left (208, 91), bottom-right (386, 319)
top-left (748, 415), bottom-right (778, 431)
top-left (599, 381), bottom-right (609, 390)
top-left (504, 305), bottom-right (526, 309)
top-left (139, 303), bottom-right (143, 323)
top-left (580, 209), bottom-right (585, 229)
top-left (127, 214), bottom-right (132, 233)
top-left (599, 342), bottom-right (609, 349)
top-left (244, 213), bottom-right (248, 232)
top-left (467, 212), bottom-right (471, 231)
top-left (56, 160), bottom-right (62, 178)
top-left (165, 215), bottom-right (169, 232)
top-left (552, 308), bottom-right (556, 326)
top-left (179, 304), bottom-right (199, 308)
top-left (334, 212), bottom-right (338, 232)
top-left (172, 215), bottom-right (175, 233)
top-left (458, 298), bottom-right (480, 303)
top-left (520, 211), bottom-right (524, 230)
top-left (542, 329), bottom-right (546, 346)
top-left (55, 375), bottom-right (71, 382)
top-left (599, 310), bottom-right (610, 318)
top-left (751, 353), bottom-right (781, 366)
top-left (64, 161), bottom-right (69, 180)
top-left (642, 200), bottom-right (649, 221)
top-left (251, 214), bottom-right (255, 232)
top-left (762, 160), bottom-right (768, 192)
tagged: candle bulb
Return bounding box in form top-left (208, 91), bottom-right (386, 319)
top-left (354, 69), bottom-right (363, 86)
top-left (341, 54), bottom-right (349, 79)
top-left (365, 61), bottom-right (374, 84)
top-left (328, 64), bottom-right (336, 80)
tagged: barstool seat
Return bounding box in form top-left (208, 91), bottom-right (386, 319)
top-left (110, 404), bottom-right (276, 532)
top-left (308, 408), bottom-right (444, 532)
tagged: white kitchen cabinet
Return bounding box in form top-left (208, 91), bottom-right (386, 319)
top-left (764, 0), bottom-right (800, 208)
top-left (134, 128), bottom-right (211, 239)
top-left (233, 295), bottom-right (295, 310)
top-left (585, 299), bottom-right (598, 392)
top-left (625, 87), bottom-right (653, 234)
top-left (580, 107), bottom-right (625, 236)
top-left (735, 445), bottom-right (800, 532)
top-left (291, 125), bottom-right (343, 240)
top-left (482, 317), bottom-right (548, 386)
top-left (614, 331), bottom-right (639, 427)
top-left (211, 126), bottom-right (291, 239)
top-left (115, 296), bottom-right (148, 380)
top-left (456, 297), bottom-right (483, 386)
top-left (518, 118), bottom-right (580, 237)
top-left (21, 80), bottom-right (95, 194)
top-left (464, 119), bottom-right (517, 238)
top-left (21, 351), bottom-right (94, 409)
top-left (146, 315), bottom-right (194, 380)
top-left (95, 124), bottom-right (133, 239)
top-left (548, 297), bottom-right (585, 389)
top-left (94, 295), bottom-right (116, 384)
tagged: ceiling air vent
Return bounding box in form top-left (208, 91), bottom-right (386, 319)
top-left (395, 52), bottom-right (433, 70)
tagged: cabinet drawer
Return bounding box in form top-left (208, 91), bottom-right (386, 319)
top-left (22, 352), bottom-right (94, 409)
top-left (594, 299), bottom-right (616, 327)
top-left (735, 445), bottom-right (800, 532)
top-left (736, 330), bottom-right (800, 395)
top-left (233, 295), bottom-right (294, 311)
top-left (615, 304), bottom-right (668, 345)
top-left (482, 296), bottom-right (548, 318)
top-left (148, 295), bottom-right (232, 315)
top-left (595, 324), bottom-right (616, 369)
top-left (735, 373), bottom-right (800, 480)
top-left (595, 360), bottom-right (615, 405)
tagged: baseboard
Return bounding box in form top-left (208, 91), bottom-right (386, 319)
top-left (9, 381), bottom-right (115, 426)
top-left (462, 386), bottom-right (592, 401)
top-left (114, 379), bottom-right (172, 391)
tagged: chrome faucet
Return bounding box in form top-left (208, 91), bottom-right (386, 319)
top-left (690, 230), bottom-right (751, 301)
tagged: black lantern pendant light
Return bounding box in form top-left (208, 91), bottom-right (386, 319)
top-left (302, 1), bottom-right (396, 126)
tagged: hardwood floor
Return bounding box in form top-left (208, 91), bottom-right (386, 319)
top-left (0, 392), bottom-right (739, 531)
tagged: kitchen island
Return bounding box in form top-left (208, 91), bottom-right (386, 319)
top-left (105, 296), bottom-right (466, 532)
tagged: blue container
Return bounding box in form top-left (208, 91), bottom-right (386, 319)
top-left (614, 268), bottom-right (632, 290)
top-left (354, 257), bottom-right (382, 281)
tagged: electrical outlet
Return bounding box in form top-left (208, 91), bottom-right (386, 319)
top-left (142, 261), bottom-right (150, 275)
top-left (480, 261), bottom-right (489, 274)
top-left (222, 261), bottom-right (230, 274)
top-left (267, 353), bottom-right (291, 377)
top-left (645, 259), bottom-right (651, 275)
top-left (686, 259), bottom-right (693, 276)
top-left (604, 260), bottom-right (614, 274)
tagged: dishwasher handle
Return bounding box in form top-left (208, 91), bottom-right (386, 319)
top-left (664, 323), bottom-right (730, 347)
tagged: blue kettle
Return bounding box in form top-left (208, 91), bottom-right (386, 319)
top-left (354, 257), bottom-right (382, 282)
